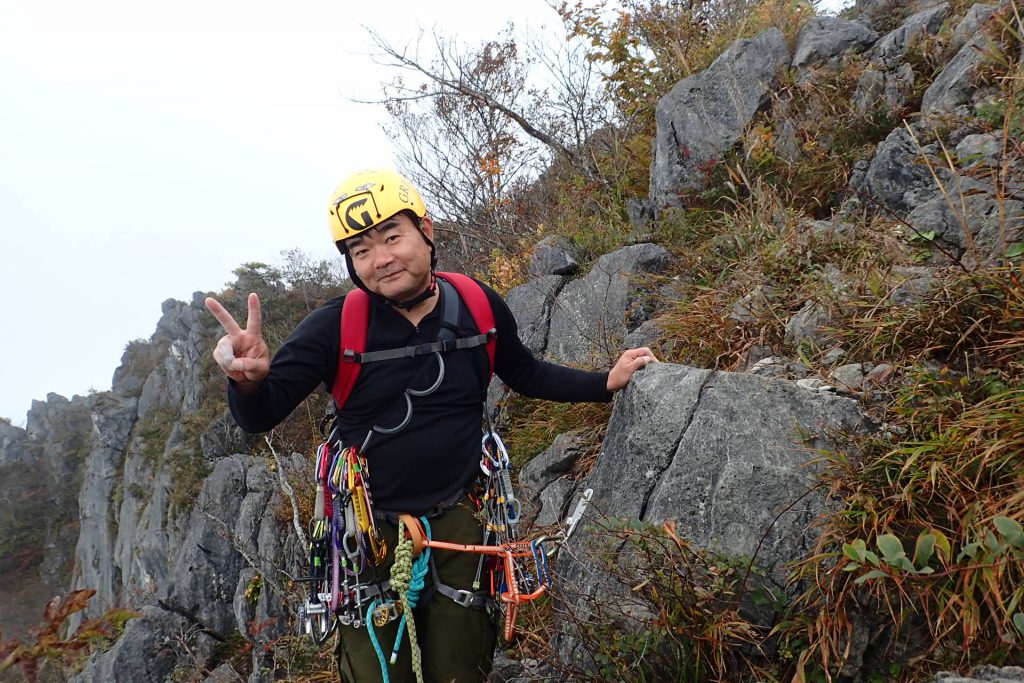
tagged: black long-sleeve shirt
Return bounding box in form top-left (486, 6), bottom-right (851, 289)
top-left (228, 279), bottom-right (610, 514)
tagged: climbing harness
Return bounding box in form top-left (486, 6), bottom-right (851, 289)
top-left (297, 417), bottom-right (593, 646)
top-left (295, 272), bottom-right (594, 679)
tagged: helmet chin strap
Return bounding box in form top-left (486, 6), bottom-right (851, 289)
top-left (340, 225), bottom-right (439, 311)
top-left (389, 275), bottom-right (438, 310)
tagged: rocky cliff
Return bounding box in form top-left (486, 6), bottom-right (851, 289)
top-left (2, 1), bottom-right (1022, 681)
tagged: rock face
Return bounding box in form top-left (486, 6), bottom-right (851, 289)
top-left (553, 363), bottom-right (870, 664)
top-left (649, 28), bottom-right (789, 208)
top-left (6, 3), bottom-right (1024, 679)
top-left (71, 454), bottom-right (305, 683)
top-left (859, 125), bottom-right (950, 215)
top-left (546, 243), bottom-right (671, 364)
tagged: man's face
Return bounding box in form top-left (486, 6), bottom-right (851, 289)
top-left (345, 213), bottom-right (434, 302)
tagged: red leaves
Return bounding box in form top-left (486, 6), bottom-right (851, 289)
top-left (0, 590), bottom-right (140, 683)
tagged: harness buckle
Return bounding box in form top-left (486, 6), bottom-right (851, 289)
top-left (449, 588), bottom-right (481, 609)
top-left (341, 349), bottom-right (358, 363)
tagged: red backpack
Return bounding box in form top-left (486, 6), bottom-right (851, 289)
top-left (330, 272), bottom-right (496, 410)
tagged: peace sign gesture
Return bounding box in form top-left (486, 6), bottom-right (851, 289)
top-left (204, 293), bottom-right (270, 390)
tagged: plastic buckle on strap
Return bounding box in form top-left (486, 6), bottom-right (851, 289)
top-left (342, 349), bottom-right (358, 363)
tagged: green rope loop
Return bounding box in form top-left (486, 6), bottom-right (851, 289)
top-left (392, 518), bottom-right (424, 683)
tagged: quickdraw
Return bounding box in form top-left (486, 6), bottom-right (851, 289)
top-left (298, 429), bottom-right (394, 643)
top-left (297, 425), bottom-right (593, 648)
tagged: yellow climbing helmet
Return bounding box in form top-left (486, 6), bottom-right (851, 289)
top-left (327, 169), bottom-right (427, 243)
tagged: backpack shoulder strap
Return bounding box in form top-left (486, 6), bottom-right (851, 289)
top-left (436, 272), bottom-right (496, 380)
top-left (332, 289), bottom-right (370, 409)
top-left (331, 274), bottom-right (497, 411)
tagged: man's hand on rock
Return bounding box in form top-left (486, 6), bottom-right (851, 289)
top-left (607, 347), bottom-right (658, 392)
top-left (204, 293), bottom-right (270, 393)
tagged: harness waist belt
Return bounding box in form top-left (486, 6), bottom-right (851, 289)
top-left (374, 486), bottom-right (468, 524)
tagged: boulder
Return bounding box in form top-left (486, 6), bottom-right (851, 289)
top-left (830, 363), bottom-right (870, 390)
top-left (649, 28), bottom-right (788, 208)
top-left (854, 62), bottom-right (916, 114)
top-left (792, 17), bottom-right (878, 75)
top-left (529, 236), bottom-right (578, 277)
top-left (785, 300), bottom-right (832, 348)
top-left (922, 33), bottom-right (990, 114)
top-left (905, 176), bottom-right (1024, 256)
top-left (889, 266), bottom-right (937, 306)
top-left (547, 244), bottom-right (670, 365)
top-left (936, 666), bottom-right (1024, 682)
top-left (873, 3), bottom-right (950, 65)
top-left (519, 431), bottom-right (588, 527)
top-left (554, 363), bottom-right (870, 662)
top-left (70, 605), bottom-right (196, 683)
top-left (858, 125), bottom-right (951, 214)
top-left (956, 132), bottom-right (1001, 166)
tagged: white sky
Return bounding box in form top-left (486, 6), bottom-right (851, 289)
top-left (0, 0), bottom-right (849, 425)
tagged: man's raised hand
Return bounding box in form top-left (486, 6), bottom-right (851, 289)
top-left (204, 293), bottom-right (270, 390)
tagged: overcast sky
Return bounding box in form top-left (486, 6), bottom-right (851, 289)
top-left (0, 0), bottom-right (849, 426)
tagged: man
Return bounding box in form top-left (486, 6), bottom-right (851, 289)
top-left (205, 169), bottom-right (656, 682)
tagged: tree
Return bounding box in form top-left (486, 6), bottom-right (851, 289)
top-left (363, 23), bottom-right (616, 269)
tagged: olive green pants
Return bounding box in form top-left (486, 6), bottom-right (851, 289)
top-left (335, 496), bottom-right (498, 683)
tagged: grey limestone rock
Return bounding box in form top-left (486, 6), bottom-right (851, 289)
top-left (792, 17), bottom-right (879, 74)
top-left (830, 363), bottom-right (870, 390)
top-left (952, 4), bottom-right (997, 51)
top-left (554, 363), bottom-right (869, 662)
top-left (68, 393), bottom-right (138, 631)
top-left (519, 431), bottom-right (587, 527)
top-left (0, 417), bottom-right (29, 466)
top-left (821, 346), bottom-right (846, 366)
top-left (597, 364), bottom-right (865, 577)
top-left (785, 300), bottom-right (832, 348)
top-left (889, 265), bottom-right (937, 305)
top-left (70, 605), bottom-right (195, 683)
top-left (163, 456), bottom-right (283, 637)
top-left (489, 651), bottom-right (553, 682)
top-left (865, 363), bottom-right (896, 387)
top-left (936, 666), bottom-right (1024, 682)
top-left (505, 275), bottom-right (564, 356)
top-left (873, 3), bottom-right (950, 65)
top-left (204, 665), bottom-right (247, 683)
top-left (730, 284), bottom-right (778, 324)
top-left (956, 132), bottom-right (1002, 166)
top-left (487, 274), bottom-right (565, 417)
top-left (859, 125), bottom-right (951, 214)
top-left (854, 62), bottom-right (916, 114)
top-left (649, 28), bottom-right (788, 208)
top-left (535, 477), bottom-right (574, 527)
top-left (922, 33), bottom-right (990, 114)
top-left (529, 235), bottom-right (578, 277)
top-left (905, 175), bottom-right (1024, 255)
top-left (547, 244), bottom-right (670, 365)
